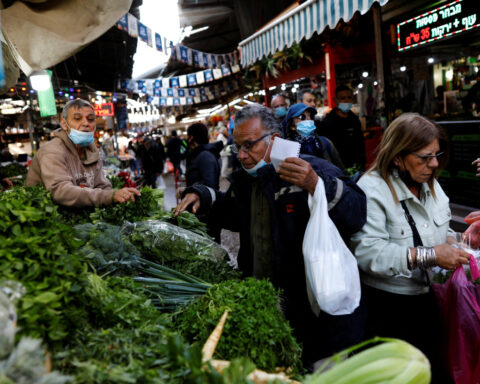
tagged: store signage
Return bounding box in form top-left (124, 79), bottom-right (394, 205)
top-left (94, 103), bottom-right (114, 116)
top-left (397, 0), bottom-right (479, 51)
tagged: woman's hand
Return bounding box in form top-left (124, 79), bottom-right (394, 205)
top-left (433, 243), bottom-right (470, 270)
top-left (113, 187), bottom-right (141, 204)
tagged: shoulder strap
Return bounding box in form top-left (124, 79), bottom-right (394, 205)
top-left (400, 201), bottom-right (423, 247)
top-left (319, 136), bottom-right (333, 159)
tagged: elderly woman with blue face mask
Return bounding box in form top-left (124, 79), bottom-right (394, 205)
top-left (282, 103), bottom-right (345, 171)
top-left (26, 99), bottom-right (140, 207)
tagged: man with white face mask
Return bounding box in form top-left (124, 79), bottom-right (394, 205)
top-left (26, 99), bottom-right (140, 207)
top-left (174, 104), bottom-right (366, 369)
top-left (317, 85), bottom-right (366, 170)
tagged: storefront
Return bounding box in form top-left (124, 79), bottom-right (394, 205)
top-left (383, 0), bottom-right (480, 211)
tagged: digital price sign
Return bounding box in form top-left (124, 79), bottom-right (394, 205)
top-left (397, 0), bottom-right (479, 52)
top-left (94, 103), bottom-right (114, 116)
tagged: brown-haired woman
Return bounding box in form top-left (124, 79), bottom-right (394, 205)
top-left (350, 113), bottom-right (470, 383)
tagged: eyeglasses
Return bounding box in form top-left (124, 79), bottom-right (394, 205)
top-left (231, 133), bottom-right (272, 154)
top-left (412, 151), bottom-right (444, 164)
top-left (293, 113), bottom-right (311, 121)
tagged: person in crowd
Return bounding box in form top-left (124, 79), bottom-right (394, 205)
top-left (26, 99), bottom-right (140, 207)
top-left (184, 122), bottom-right (223, 241)
top-left (166, 130), bottom-right (183, 176)
top-left (216, 125), bottom-right (231, 178)
top-left (138, 136), bottom-right (164, 188)
top-left (102, 129), bottom-right (115, 157)
top-left (185, 123), bottom-right (222, 190)
top-left (174, 104), bottom-right (366, 369)
top-left (271, 94), bottom-right (288, 120)
top-left (127, 141), bottom-right (140, 176)
top-left (283, 103), bottom-right (344, 171)
top-left (350, 113), bottom-right (470, 383)
top-left (297, 89), bottom-right (316, 107)
top-left (317, 85), bottom-right (366, 171)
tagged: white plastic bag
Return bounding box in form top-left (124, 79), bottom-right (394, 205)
top-left (302, 177), bottom-right (361, 316)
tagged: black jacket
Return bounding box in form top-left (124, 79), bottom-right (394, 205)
top-left (185, 141), bottom-right (223, 189)
top-left (184, 155), bottom-right (367, 362)
top-left (317, 109), bottom-right (366, 170)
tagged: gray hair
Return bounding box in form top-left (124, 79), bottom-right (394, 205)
top-left (62, 99), bottom-right (94, 120)
top-left (234, 104), bottom-right (282, 140)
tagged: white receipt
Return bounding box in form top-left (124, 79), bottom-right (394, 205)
top-left (269, 137), bottom-right (300, 171)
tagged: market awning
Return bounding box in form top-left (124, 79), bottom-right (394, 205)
top-left (239, 0), bottom-right (389, 67)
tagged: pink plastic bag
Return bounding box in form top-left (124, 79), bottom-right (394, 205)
top-left (432, 256), bottom-right (480, 384)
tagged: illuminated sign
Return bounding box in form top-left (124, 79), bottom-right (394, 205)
top-left (94, 103), bottom-right (114, 116)
top-left (397, 0), bottom-right (479, 52)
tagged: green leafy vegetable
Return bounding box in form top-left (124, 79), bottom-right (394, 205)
top-left (174, 278), bottom-right (302, 373)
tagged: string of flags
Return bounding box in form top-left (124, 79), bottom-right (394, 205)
top-left (116, 13), bottom-right (240, 69)
top-left (119, 59), bottom-right (243, 106)
top-left (119, 77), bottom-right (242, 107)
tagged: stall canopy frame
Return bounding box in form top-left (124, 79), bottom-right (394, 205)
top-left (239, 0), bottom-right (389, 67)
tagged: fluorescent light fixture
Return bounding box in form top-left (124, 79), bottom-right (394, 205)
top-left (400, 66), bottom-right (407, 72)
top-left (292, 88), bottom-right (297, 93)
top-left (358, 83), bottom-right (364, 89)
top-left (373, 81), bottom-right (378, 86)
top-left (29, 70), bottom-right (51, 91)
top-left (281, 84), bottom-right (286, 91)
top-left (428, 57), bottom-right (434, 64)
top-left (362, 71), bottom-right (369, 78)
top-left (269, 86), bottom-right (276, 91)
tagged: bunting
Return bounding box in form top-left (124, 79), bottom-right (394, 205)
top-left (116, 13), bottom-right (240, 69)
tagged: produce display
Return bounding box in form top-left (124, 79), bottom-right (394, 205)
top-left (174, 278), bottom-right (302, 373)
top-left (1, 183), bottom-right (434, 383)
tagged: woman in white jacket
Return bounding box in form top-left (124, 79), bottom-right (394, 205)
top-left (350, 113), bottom-right (470, 383)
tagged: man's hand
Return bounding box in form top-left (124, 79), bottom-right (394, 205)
top-left (473, 158), bottom-right (480, 177)
top-left (113, 187), bottom-right (141, 204)
top-left (278, 157), bottom-right (318, 195)
top-left (174, 193), bottom-right (200, 216)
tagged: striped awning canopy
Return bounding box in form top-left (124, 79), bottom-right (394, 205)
top-left (239, 0), bottom-right (389, 67)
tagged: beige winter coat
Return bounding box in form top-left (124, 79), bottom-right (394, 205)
top-left (26, 129), bottom-right (114, 207)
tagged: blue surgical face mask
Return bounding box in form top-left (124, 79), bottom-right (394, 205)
top-left (66, 122), bottom-right (94, 147)
top-left (338, 103), bottom-right (352, 113)
top-left (274, 106), bottom-right (287, 118)
top-left (241, 139), bottom-right (271, 178)
top-left (296, 120), bottom-right (316, 137)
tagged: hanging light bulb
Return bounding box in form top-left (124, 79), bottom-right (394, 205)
top-left (29, 70), bottom-right (51, 91)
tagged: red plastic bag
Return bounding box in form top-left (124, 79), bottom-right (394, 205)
top-left (165, 160), bottom-right (174, 173)
top-left (432, 256), bottom-right (480, 384)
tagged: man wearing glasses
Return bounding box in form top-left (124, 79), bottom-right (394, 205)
top-left (174, 104), bottom-right (366, 369)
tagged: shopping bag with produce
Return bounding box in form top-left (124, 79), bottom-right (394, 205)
top-left (302, 177), bottom-right (361, 316)
top-left (432, 256), bottom-right (480, 384)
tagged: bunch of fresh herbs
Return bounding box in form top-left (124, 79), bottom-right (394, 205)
top-left (174, 278), bottom-right (302, 373)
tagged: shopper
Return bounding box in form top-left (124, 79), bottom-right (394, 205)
top-left (174, 104), bottom-right (366, 369)
top-left (166, 130), bottom-right (183, 176)
top-left (350, 113), bottom-right (470, 384)
top-left (138, 136), bottom-right (164, 188)
top-left (271, 94), bottom-right (288, 119)
top-left (317, 85), bottom-right (366, 170)
top-left (185, 123), bottom-right (222, 189)
top-left (283, 102), bottom-right (344, 171)
top-left (297, 89), bottom-right (316, 107)
top-left (26, 99), bottom-right (140, 207)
